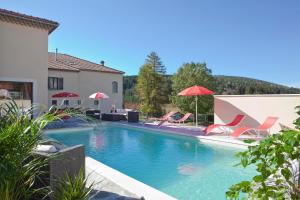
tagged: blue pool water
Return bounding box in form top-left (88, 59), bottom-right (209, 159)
top-left (46, 123), bottom-right (255, 200)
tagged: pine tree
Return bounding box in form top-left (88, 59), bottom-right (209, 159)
top-left (136, 52), bottom-right (170, 117)
top-left (136, 64), bottom-right (162, 117)
top-left (145, 52), bottom-right (166, 74)
top-left (144, 52), bottom-right (169, 104)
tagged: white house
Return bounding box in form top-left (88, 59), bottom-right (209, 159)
top-left (0, 8), bottom-right (124, 113)
top-left (0, 8), bottom-right (58, 108)
top-left (48, 52), bottom-right (124, 113)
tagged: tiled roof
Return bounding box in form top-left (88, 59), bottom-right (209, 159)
top-left (0, 8), bottom-right (58, 34)
top-left (48, 52), bottom-right (124, 74)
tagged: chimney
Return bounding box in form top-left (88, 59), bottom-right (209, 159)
top-left (100, 60), bottom-right (105, 66)
top-left (55, 48), bottom-right (58, 61)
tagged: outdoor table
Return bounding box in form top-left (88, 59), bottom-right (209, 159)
top-left (101, 113), bottom-right (127, 121)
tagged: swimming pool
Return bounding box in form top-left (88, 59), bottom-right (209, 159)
top-left (46, 123), bottom-right (255, 200)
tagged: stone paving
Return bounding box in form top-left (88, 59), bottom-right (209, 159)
top-left (86, 166), bottom-right (140, 200)
top-left (116, 121), bottom-right (207, 137)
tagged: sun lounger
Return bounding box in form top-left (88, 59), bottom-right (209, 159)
top-left (173, 113), bottom-right (193, 123)
top-left (149, 111), bottom-right (177, 121)
top-left (205, 114), bottom-right (245, 135)
top-left (231, 116), bottom-right (278, 138)
top-left (156, 113), bottom-right (192, 127)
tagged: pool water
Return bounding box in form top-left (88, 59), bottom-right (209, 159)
top-left (47, 123), bottom-right (255, 200)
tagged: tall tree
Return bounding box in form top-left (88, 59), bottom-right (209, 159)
top-left (136, 64), bottom-right (163, 117)
top-left (145, 52), bottom-right (166, 74)
top-left (171, 62), bottom-right (215, 114)
top-left (145, 52), bottom-right (169, 104)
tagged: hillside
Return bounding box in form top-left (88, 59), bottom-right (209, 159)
top-left (123, 75), bottom-right (300, 103)
top-left (214, 75), bottom-right (300, 95)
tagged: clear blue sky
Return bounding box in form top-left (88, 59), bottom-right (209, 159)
top-left (1, 0), bottom-right (300, 87)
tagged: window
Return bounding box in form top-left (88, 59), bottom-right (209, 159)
top-left (64, 100), bottom-right (69, 106)
top-left (94, 100), bottom-right (99, 105)
top-left (0, 81), bottom-right (32, 100)
top-left (77, 100), bottom-right (81, 105)
top-left (48, 77), bottom-right (63, 90)
top-left (0, 81), bottom-right (33, 109)
top-left (51, 100), bottom-right (57, 105)
top-left (112, 81), bottom-right (118, 93)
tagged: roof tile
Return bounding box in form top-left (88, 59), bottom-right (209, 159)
top-left (48, 53), bottom-right (124, 74)
top-left (0, 8), bottom-right (59, 34)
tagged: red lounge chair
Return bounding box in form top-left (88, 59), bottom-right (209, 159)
top-left (173, 113), bottom-right (193, 123)
top-left (231, 116), bottom-right (278, 138)
top-left (149, 111), bottom-right (177, 121)
top-left (205, 114), bottom-right (245, 135)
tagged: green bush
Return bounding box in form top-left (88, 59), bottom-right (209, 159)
top-left (226, 106), bottom-right (300, 199)
top-left (53, 169), bottom-right (93, 200)
top-left (0, 101), bottom-right (62, 199)
top-left (171, 62), bottom-right (215, 114)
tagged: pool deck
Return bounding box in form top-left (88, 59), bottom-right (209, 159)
top-left (116, 121), bottom-right (206, 136)
top-left (114, 121), bottom-right (259, 148)
top-left (86, 159), bottom-right (140, 200)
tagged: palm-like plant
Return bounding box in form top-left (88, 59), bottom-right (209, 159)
top-left (53, 169), bottom-right (94, 200)
top-left (0, 101), bottom-right (65, 199)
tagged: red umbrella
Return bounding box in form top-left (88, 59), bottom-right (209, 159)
top-left (178, 86), bottom-right (214, 126)
top-left (52, 92), bottom-right (79, 98)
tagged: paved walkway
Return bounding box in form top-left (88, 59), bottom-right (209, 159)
top-left (114, 122), bottom-right (257, 148)
top-left (117, 121), bottom-right (206, 137)
top-left (86, 166), bottom-right (140, 200)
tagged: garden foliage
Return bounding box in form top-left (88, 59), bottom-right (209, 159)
top-left (0, 101), bottom-right (92, 199)
top-left (171, 62), bottom-right (215, 114)
top-left (226, 106), bottom-right (300, 199)
top-left (136, 52), bottom-right (168, 117)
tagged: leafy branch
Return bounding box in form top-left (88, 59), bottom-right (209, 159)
top-left (226, 106), bottom-right (300, 199)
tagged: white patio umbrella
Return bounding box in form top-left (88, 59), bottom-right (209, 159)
top-left (89, 92), bottom-right (109, 111)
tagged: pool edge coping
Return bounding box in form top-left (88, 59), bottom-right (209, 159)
top-left (110, 122), bottom-right (255, 149)
top-left (43, 126), bottom-right (95, 134)
top-left (86, 157), bottom-right (177, 200)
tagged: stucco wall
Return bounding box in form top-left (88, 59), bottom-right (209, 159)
top-left (0, 21), bottom-right (49, 107)
top-left (48, 70), bottom-right (123, 113)
top-left (48, 70), bottom-right (80, 107)
top-left (214, 94), bottom-right (300, 134)
top-left (78, 71), bottom-right (123, 113)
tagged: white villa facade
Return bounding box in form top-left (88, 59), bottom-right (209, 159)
top-left (48, 53), bottom-right (124, 113)
top-left (0, 8), bottom-right (124, 113)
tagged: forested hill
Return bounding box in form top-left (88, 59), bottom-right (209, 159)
top-left (215, 75), bottom-right (300, 95)
top-left (123, 75), bottom-right (300, 102)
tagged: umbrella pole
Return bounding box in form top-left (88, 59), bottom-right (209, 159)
top-left (196, 96), bottom-right (198, 127)
top-left (98, 100), bottom-right (100, 112)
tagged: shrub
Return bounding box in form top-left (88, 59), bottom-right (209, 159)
top-left (53, 169), bottom-right (93, 200)
top-left (226, 106), bottom-right (300, 199)
top-left (0, 101), bottom-right (61, 199)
